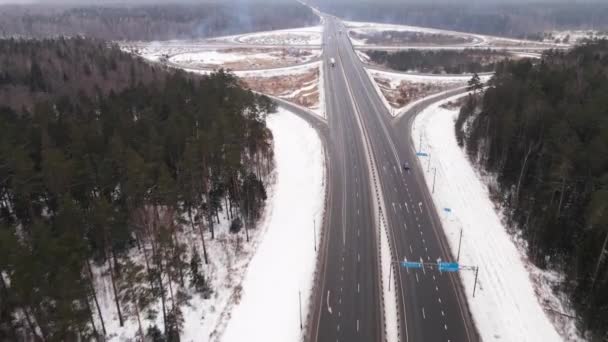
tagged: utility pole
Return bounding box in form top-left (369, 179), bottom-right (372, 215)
top-left (432, 168), bottom-right (437, 194)
top-left (313, 219), bottom-right (317, 252)
top-left (457, 228), bottom-right (463, 262)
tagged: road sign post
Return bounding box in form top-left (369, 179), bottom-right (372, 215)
top-left (401, 261), bottom-right (423, 269)
top-left (438, 262), bottom-right (460, 272)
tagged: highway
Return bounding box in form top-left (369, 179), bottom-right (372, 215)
top-left (309, 15), bottom-right (479, 342)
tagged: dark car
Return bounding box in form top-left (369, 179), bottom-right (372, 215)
top-left (403, 162), bottom-right (410, 171)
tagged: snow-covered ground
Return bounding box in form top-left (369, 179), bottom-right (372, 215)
top-left (221, 108), bottom-right (325, 342)
top-left (343, 20), bottom-right (568, 50)
top-left (121, 41), bottom-right (218, 62)
top-left (410, 94), bottom-right (584, 342)
top-left (213, 26), bottom-right (323, 46)
top-left (543, 30), bottom-right (608, 45)
top-left (343, 20), bottom-right (486, 47)
top-left (168, 48), bottom-right (321, 70)
top-left (93, 106), bottom-right (325, 342)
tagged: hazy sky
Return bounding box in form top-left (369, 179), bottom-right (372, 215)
top-left (0, 0), bottom-right (601, 4)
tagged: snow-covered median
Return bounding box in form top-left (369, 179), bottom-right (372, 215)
top-left (221, 107), bottom-right (326, 342)
top-left (411, 94), bottom-right (582, 341)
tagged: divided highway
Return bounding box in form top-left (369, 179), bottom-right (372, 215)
top-left (309, 15), bottom-right (479, 342)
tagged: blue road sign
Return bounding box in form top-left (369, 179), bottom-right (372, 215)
top-left (438, 262), bottom-right (459, 272)
top-left (401, 261), bottom-right (423, 269)
top-left (443, 208), bottom-right (452, 213)
top-left (416, 152), bottom-right (429, 157)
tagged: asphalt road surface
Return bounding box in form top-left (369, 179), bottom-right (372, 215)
top-left (310, 16), bottom-right (479, 342)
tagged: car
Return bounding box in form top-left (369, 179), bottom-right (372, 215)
top-left (403, 162), bottom-right (410, 171)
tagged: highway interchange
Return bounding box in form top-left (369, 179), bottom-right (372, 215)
top-left (157, 10), bottom-right (558, 341)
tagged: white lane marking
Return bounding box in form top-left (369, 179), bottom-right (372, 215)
top-left (404, 203), bottom-right (409, 213)
top-left (357, 319), bottom-right (360, 332)
top-left (418, 202), bottom-right (423, 213)
top-left (415, 273), bottom-right (419, 283)
top-left (444, 324), bottom-right (448, 331)
top-left (337, 324), bottom-right (340, 332)
top-left (438, 297), bottom-right (442, 304)
top-left (409, 245), bottom-right (413, 254)
top-left (357, 209), bottom-right (360, 215)
top-left (327, 291), bottom-right (332, 314)
top-left (403, 222), bottom-right (407, 230)
top-left (441, 310), bottom-right (445, 317)
top-left (358, 283), bottom-right (360, 293)
top-left (357, 192), bottom-right (359, 198)
top-left (421, 257), bottom-right (426, 275)
top-left (433, 275), bottom-right (436, 281)
top-left (358, 253), bottom-right (360, 262)
top-left (422, 307), bottom-right (426, 320)
top-left (436, 285), bottom-right (439, 291)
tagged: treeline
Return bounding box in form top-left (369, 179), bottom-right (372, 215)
top-left (310, 0), bottom-right (608, 38)
top-left (0, 37), bottom-right (165, 111)
top-left (366, 49), bottom-right (509, 74)
top-left (0, 38), bottom-right (275, 340)
top-left (0, 2), bottom-right (319, 41)
top-left (456, 40), bottom-right (608, 338)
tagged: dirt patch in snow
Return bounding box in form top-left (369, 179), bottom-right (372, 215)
top-left (374, 76), bottom-right (465, 108)
top-left (169, 47), bottom-right (320, 71)
top-left (240, 68), bottom-right (320, 110)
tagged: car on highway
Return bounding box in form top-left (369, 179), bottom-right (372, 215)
top-left (403, 162), bottom-right (410, 171)
top-left (330, 57), bottom-right (336, 67)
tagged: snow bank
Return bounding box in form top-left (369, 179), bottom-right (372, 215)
top-left (410, 94), bottom-right (583, 341)
top-left (221, 108), bottom-right (326, 342)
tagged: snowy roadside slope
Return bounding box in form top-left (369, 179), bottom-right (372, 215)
top-left (411, 94), bottom-right (581, 341)
top-left (221, 108), bottom-right (325, 342)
